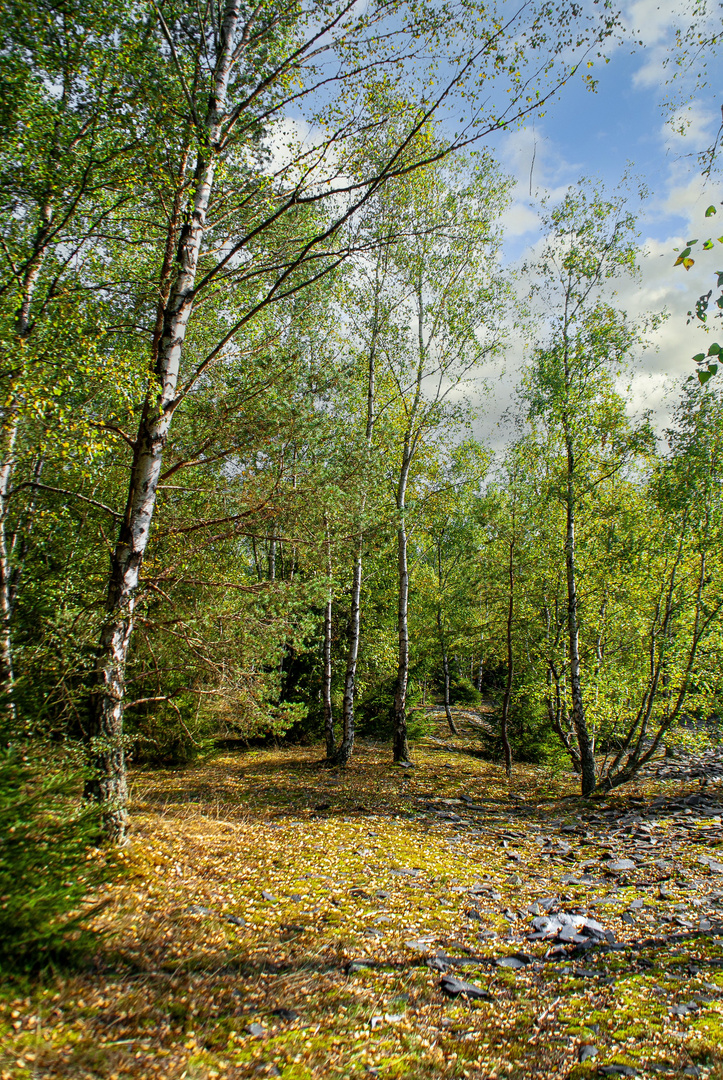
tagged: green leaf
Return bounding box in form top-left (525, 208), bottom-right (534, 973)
top-left (708, 342), bottom-right (721, 356)
top-left (704, 240), bottom-right (714, 250)
top-left (683, 257), bottom-right (695, 270)
top-left (706, 205), bottom-right (717, 217)
top-left (693, 353), bottom-right (707, 363)
top-left (698, 369), bottom-right (715, 384)
top-left (687, 239), bottom-right (699, 246)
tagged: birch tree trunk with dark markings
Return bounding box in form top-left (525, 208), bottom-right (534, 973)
top-left (85, 0), bottom-right (243, 839)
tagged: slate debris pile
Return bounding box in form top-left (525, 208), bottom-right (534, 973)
top-left (643, 747), bottom-right (723, 786)
top-left (439, 975), bottom-right (494, 1001)
top-left (526, 911), bottom-right (607, 946)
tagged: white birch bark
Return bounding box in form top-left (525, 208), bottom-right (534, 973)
top-left (323, 519), bottom-right (335, 758)
top-left (392, 454), bottom-right (412, 762)
top-left (86, 0), bottom-right (243, 840)
top-left (0, 198), bottom-right (54, 724)
top-left (564, 425), bottom-right (596, 796)
top-left (336, 304), bottom-right (378, 765)
top-left (392, 282), bottom-right (425, 763)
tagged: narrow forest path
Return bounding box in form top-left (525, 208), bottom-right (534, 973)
top-left (2, 738), bottom-right (723, 1080)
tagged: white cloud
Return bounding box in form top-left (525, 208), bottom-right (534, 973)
top-left (494, 126), bottom-right (582, 249)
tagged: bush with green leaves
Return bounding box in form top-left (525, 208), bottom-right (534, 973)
top-left (0, 747), bottom-right (112, 971)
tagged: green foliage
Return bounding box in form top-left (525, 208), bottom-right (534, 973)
top-left (356, 679), bottom-right (428, 740)
top-left (481, 693), bottom-right (568, 767)
top-left (0, 747), bottom-right (113, 971)
top-left (447, 678), bottom-right (481, 706)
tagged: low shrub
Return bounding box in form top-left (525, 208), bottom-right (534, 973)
top-left (0, 746), bottom-right (113, 971)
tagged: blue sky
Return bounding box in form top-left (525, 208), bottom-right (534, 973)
top-left (470, 0), bottom-right (723, 438)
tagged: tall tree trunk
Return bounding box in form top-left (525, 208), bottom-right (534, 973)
top-left (564, 439), bottom-right (596, 796)
top-left (392, 278), bottom-right (425, 765)
top-left (500, 528), bottom-right (514, 779)
top-left (337, 308), bottom-right (378, 764)
top-left (435, 539), bottom-right (457, 735)
top-left (337, 534), bottom-right (361, 765)
top-left (0, 414), bottom-right (18, 727)
top-left (85, 0), bottom-right (243, 841)
top-left (323, 522), bottom-right (335, 759)
top-left (393, 510), bottom-right (411, 762)
top-left (0, 198), bottom-right (55, 727)
top-left (476, 639), bottom-right (484, 692)
top-left (438, 608), bottom-right (457, 735)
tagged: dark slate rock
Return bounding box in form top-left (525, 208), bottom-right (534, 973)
top-left (599, 1066), bottom-right (638, 1077)
top-left (272, 1008), bottom-right (299, 1022)
top-left (496, 956), bottom-right (526, 969)
top-left (186, 904), bottom-right (214, 917)
top-left (440, 976), bottom-right (494, 1000)
top-left (579, 1045), bottom-right (598, 1062)
top-left (586, 1023), bottom-right (601, 1035)
top-left (246, 1022), bottom-right (264, 1037)
top-left (531, 915), bottom-right (562, 935)
top-left (346, 960), bottom-right (374, 973)
top-left (261, 890), bottom-right (276, 902)
top-left (669, 1004), bottom-right (690, 1017)
top-left (226, 914), bottom-right (246, 926)
top-left (405, 939), bottom-right (433, 953)
top-left (699, 855), bottom-right (723, 873)
top-left (607, 860), bottom-right (636, 872)
top-left (426, 957), bottom-right (449, 972)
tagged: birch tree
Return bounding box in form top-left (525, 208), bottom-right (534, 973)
top-left (352, 153), bottom-right (509, 762)
top-left (74, 0), bottom-right (612, 837)
top-left (521, 182), bottom-right (658, 793)
top-left (0, 0), bottom-right (148, 724)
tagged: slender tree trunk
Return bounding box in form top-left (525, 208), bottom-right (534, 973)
top-left (438, 608), bottom-right (457, 735)
top-left (85, 0), bottom-right (243, 840)
top-left (393, 444), bottom-right (414, 762)
top-left (0, 198), bottom-right (55, 727)
top-left (0, 414), bottom-right (18, 726)
top-left (564, 439), bottom-right (596, 796)
top-left (323, 522), bottom-right (335, 759)
top-left (337, 307), bottom-right (378, 764)
top-left (393, 510), bottom-right (411, 762)
top-left (435, 540), bottom-right (457, 735)
top-left (337, 535), bottom-right (361, 765)
top-left (500, 529), bottom-right (514, 779)
top-left (392, 278), bottom-right (425, 764)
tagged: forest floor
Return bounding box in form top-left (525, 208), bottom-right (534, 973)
top-left (2, 710), bottom-right (723, 1080)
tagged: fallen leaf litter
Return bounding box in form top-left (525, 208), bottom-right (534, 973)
top-left (2, 713), bottom-right (723, 1079)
